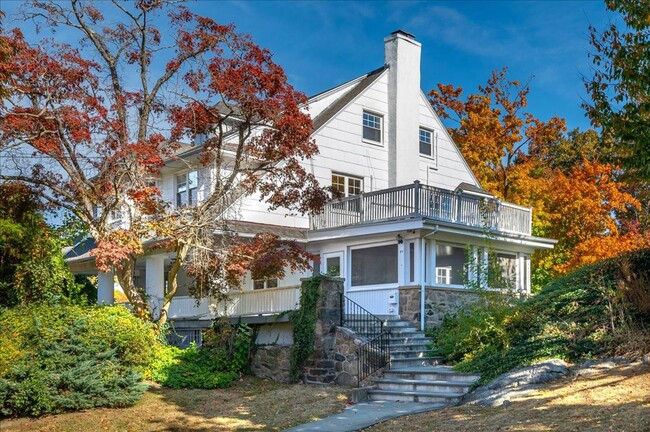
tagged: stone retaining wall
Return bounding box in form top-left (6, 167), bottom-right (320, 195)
top-left (304, 326), bottom-right (363, 386)
top-left (399, 286), bottom-right (479, 328)
top-left (249, 277), bottom-right (368, 387)
top-left (250, 345), bottom-right (292, 383)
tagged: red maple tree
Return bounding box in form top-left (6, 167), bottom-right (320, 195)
top-left (0, 1), bottom-right (327, 326)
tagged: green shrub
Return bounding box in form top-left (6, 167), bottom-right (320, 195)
top-left (0, 303), bottom-right (159, 417)
top-left (202, 319), bottom-right (253, 374)
top-left (146, 321), bottom-right (251, 389)
top-left (146, 344), bottom-right (238, 389)
top-left (430, 249), bottom-right (650, 385)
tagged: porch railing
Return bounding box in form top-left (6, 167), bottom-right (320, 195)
top-left (167, 296), bottom-right (211, 319)
top-left (311, 181), bottom-right (532, 236)
top-left (340, 294), bottom-right (391, 385)
top-left (213, 285), bottom-right (301, 317)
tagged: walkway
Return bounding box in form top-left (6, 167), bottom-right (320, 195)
top-left (283, 400), bottom-right (444, 432)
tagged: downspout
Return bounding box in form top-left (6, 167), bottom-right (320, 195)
top-left (420, 226), bottom-right (439, 331)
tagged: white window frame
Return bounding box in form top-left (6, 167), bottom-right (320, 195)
top-left (331, 173), bottom-right (363, 197)
top-left (322, 251), bottom-right (344, 278)
top-left (252, 278), bottom-right (279, 290)
top-left (348, 241), bottom-right (399, 291)
top-left (435, 266), bottom-right (452, 285)
top-left (176, 169), bottom-right (199, 208)
top-left (419, 127), bottom-right (435, 158)
top-left (362, 110), bottom-right (383, 145)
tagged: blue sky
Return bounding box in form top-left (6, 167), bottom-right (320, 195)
top-left (3, 0), bottom-right (615, 131)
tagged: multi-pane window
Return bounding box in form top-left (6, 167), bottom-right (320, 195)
top-left (362, 111), bottom-right (382, 143)
top-left (253, 278), bottom-right (278, 290)
top-left (176, 170), bottom-right (198, 207)
top-left (331, 174), bottom-right (363, 197)
top-left (419, 128), bottom-right (434, 157)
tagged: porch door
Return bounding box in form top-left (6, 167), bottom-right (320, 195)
top-left (322, 252), bottom-right (344, 279)
top-left (345, 243), bottom-right (399, 317)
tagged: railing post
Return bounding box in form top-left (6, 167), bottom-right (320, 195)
top-left (414, 180), bottom-right (420, 216)
top-left (495, 200), bottom-right (501, 232)
top-left (339, 292), bottom-right (344, 327)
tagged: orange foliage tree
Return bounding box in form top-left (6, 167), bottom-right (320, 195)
top-left (0, 1), bottom-right (328, 326)
top-left (429, 70), bottom-right (647, 290)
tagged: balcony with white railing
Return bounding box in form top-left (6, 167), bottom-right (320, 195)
top-left (310, 181), bottom-right (533, 236)
top-left (213, 285), bottom-right (301, 317)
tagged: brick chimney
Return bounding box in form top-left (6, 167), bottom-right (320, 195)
top-left (384, 30), bottom-right (422, 187)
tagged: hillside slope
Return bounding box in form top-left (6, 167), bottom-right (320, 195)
top-left (430, 250), bottom-right (650, 384)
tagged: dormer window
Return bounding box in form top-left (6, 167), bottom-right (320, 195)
top-left (362, 111), bottom-right (382, 143)
top-left (419, 127), bottom-right (434, 158)
top-left (176, 170), bottom-right (198, 207)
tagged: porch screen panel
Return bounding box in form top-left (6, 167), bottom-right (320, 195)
top-left (351, 244), bottom-right (398, 286)
top-left (489, 253), bottom-right (517, 289)
top-left (435, 244), bottom-right (466, 285)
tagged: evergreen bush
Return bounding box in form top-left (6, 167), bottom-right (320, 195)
top-left (0, 303), bottom-right (159, 417)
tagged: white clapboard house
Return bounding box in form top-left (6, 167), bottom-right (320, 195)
top-left (66, 31), bottom-right (555, 340)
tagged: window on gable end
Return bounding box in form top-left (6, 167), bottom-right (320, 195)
top-left (362, 111), bottom-right (382, 143)
top-left (419, 127), bottom-right (434, 158)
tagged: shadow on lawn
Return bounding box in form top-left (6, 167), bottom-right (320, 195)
top-left (143, 376), bottom-right (350, 432)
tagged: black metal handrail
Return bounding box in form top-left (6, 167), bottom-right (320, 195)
top-left (339, 294), bottom-right (391, 386)
top-left (358, 331), bottom-right (391, 385)
top-left (340, 293), bottom-right (384, 336)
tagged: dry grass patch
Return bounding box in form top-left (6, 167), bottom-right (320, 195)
top-left (0, 376), bottom-right (351, 432)
top-left (369, 362), bottom-right (650, 432)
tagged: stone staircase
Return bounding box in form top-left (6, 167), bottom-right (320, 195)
top-left (366, 317), bottom-right (480, 405)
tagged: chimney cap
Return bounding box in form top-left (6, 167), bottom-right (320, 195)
top-left (390, 29), bottom-right (416, 39)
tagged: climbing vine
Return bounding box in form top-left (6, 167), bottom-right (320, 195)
top-left (288, 274), bottom-right (324, 381)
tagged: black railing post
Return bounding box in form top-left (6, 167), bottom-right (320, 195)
top-left (414, 180), bottom-right (421, 216)
top-left (339, 292), bottom-right (344, 327)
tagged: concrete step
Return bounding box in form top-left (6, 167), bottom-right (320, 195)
top-left (367, 389), bottom-right (463, 404)
top-left (390, 350), bottom-right (439, 360)
top-left (385, 326), bottom-right (420, 334)
top-left (374, 378), bottom-right (472, 394)
top-left (389, 335), bottom-right (432, 343)
top-left (383, 366), bottom-right (480, 384)
top-left (390, 357), bottom-right (443, 367)
top-left (389, 343), bottom-right (433, 352)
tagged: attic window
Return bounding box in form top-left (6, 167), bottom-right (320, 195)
top-left (362, 111), bottom-right (382, 143)
top-left (419, 127), bottom-right (434, 158)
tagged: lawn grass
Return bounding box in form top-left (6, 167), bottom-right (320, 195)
top-left (0, 376), bottom-right (352, 432)
top-left (369, 361), bottom-right (650, 432)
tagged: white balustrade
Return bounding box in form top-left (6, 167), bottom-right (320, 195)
top-left (312, 182), bottom-right (532, 236)
top-left (213, 285), bottom-right (301, 317)
top-left (167, 296), bottom-right (210, 319)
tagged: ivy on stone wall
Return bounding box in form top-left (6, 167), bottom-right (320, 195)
top-left (288, 274), bottom-right (323, 382)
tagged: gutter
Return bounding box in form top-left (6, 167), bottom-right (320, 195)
top-left (420, 225), bottom-right (439, 331)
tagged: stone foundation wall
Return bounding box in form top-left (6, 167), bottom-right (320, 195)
top-left (304, 326), bottom-right (363, 386)
top-left (251, 345), bottom-right (292, 383)
top-left (399, 286), bottom-right (479, 328)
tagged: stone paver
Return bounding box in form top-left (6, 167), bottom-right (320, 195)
top-left (283, 400), bottom-right (444, 432)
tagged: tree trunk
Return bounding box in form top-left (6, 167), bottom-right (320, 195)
top-left (156, 242), bottom-right (189, 329)
top-left (114, 258), bottom-right (150, 320)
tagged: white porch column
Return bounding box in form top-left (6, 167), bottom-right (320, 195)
top-left (146, 255), bottom-right (166, 316)
top-left (97, 270), bottom-right (115, 305)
